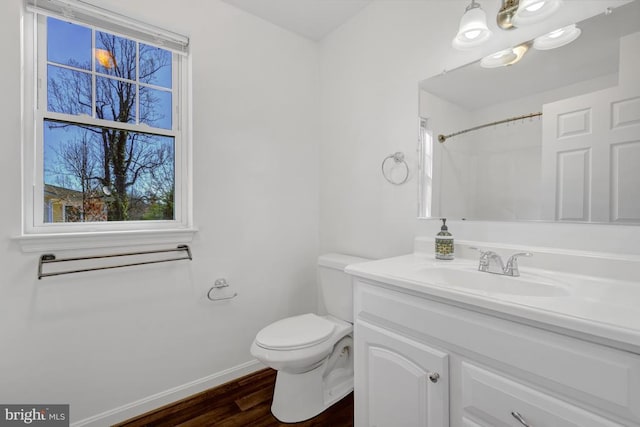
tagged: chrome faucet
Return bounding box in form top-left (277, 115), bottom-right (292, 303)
top-left (477, 250), bottom-right (505, 274)
top-left (472, 248), bottom-right (532, 277)
top-left (503, 252), bottom-right (533, 276)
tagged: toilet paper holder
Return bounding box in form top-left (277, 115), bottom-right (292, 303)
top-left (207, 278), bottom-right (238, 301)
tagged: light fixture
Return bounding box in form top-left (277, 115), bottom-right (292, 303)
top-left (513, 0), bottom-right (562, 26)
top-left (533, 24), bottom-right (581, 50)
top-left (452, 0), bottom-right (492, 50)
top-left (480, 43), bottom-right (530, 68)
top-left (497, 0), bottom-right (519, 30)
top-left (95, 48), bottom-right (116, 69)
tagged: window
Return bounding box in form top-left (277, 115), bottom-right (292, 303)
top-left (43, 16), bottom-right (176, 224)
top-left (21, 1), bottom-right (193, 249)
top-left (418, 118), bottom-right (433, 218)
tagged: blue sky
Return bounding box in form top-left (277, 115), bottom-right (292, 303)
top-left (46, 16), bottom-right (173, 119)
top-left (44, 17), bottom-right (175, 201)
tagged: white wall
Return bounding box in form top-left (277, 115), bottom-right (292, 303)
top-left (620, 32), bottom-right (640, 88)
top-left (0, 0), bottom-right (319, 423)
top-left (319, 0), bottom-right (640, 260)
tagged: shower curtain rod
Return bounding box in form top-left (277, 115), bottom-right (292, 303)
top-left (437, 111), bottom-right (542, 143)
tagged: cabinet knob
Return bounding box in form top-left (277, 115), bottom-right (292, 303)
top-left (511, 411), bottom-right (532, 427)
top-left (428, 372), bottom-right (440, 383)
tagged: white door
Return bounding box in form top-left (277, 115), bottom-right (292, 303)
top-left (354, 320), bottom-right (448, 427)
top-left (541, 86), bottom-right (640, 222)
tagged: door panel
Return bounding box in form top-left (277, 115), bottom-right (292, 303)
top-left (542, 87), bottom-right (640, 222)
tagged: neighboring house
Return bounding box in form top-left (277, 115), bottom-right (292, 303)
top-left (44, 184), bottom-right (107, 223)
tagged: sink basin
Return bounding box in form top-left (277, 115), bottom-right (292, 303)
top-left (410, 265), bottom-right (571, 297)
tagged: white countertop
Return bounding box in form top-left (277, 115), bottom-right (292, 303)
top-left (346, 253), bottom-right (640, 354)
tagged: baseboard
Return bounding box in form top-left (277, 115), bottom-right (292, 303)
top-left (71, 359), bottom-right (263, 427)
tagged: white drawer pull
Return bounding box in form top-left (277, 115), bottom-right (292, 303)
top-left (511, 411), bottom-right (532, 427)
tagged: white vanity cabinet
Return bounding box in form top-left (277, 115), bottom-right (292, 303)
top-left (353, 277), bottom-right (640, 427)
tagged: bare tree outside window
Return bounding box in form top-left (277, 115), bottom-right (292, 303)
top-left (44, 18), bottom-right (175, 223)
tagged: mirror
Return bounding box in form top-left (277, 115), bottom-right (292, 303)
top-left (418, 1), bottom-right (640, 224)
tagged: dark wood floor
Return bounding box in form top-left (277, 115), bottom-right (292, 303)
top-left (114, 368), bottom-right (353, 427)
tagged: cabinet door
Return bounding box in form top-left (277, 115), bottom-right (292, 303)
top-left (354, 320), bottom-right (448, 427)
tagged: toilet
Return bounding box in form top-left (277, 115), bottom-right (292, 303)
top-left (250, 253), bottom-right (369, 423)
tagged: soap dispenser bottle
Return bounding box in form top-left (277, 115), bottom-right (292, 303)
top-left (435, 218), bottom-right (454, 260)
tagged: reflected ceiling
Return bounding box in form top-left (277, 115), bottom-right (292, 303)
top-left (420, 1), bottom-right (640, 110)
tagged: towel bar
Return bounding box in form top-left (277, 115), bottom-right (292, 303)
top-left (38, 245), bottom-right (192, 279)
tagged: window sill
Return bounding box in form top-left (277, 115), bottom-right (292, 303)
top-left (14, 228), bottom-right (198, 253)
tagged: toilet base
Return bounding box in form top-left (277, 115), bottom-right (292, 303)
top-left (271, 337), bottom-right (353, 423)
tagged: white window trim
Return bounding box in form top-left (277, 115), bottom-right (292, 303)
top-left (17, 4), bottom-right (196, 253)
top-left (417, 117), bottom-right (434, 219)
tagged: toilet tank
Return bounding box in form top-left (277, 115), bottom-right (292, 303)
top-left (317, 253), bottom-right (370, 322)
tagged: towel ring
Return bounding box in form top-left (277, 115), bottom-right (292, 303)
top-left (382, 152), bottom-right (409, 185)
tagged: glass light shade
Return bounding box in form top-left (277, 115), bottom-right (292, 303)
top-left (480, 48), bottom-right (517, 68)
top-left (452, 4), bottom-right (492, 50)
top-left (480, 44), bottom-right (529, 68)
top-left (533, 24), bottom-right (581, 50)
top-left (513, 0), bottom-right (562, 26)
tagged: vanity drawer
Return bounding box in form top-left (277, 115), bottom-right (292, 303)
top-left (461, 362), bottom-right (624, 427)
top-left (354, 279), bottom-right (640, 423)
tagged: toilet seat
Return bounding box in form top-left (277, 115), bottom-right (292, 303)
top-left (255, 313), bottom-right (336, 350)
top-left (250, 314), bottom-right (352, 374)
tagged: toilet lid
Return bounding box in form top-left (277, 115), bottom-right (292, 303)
top-left (255, 314), bottom-right (336, 350)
